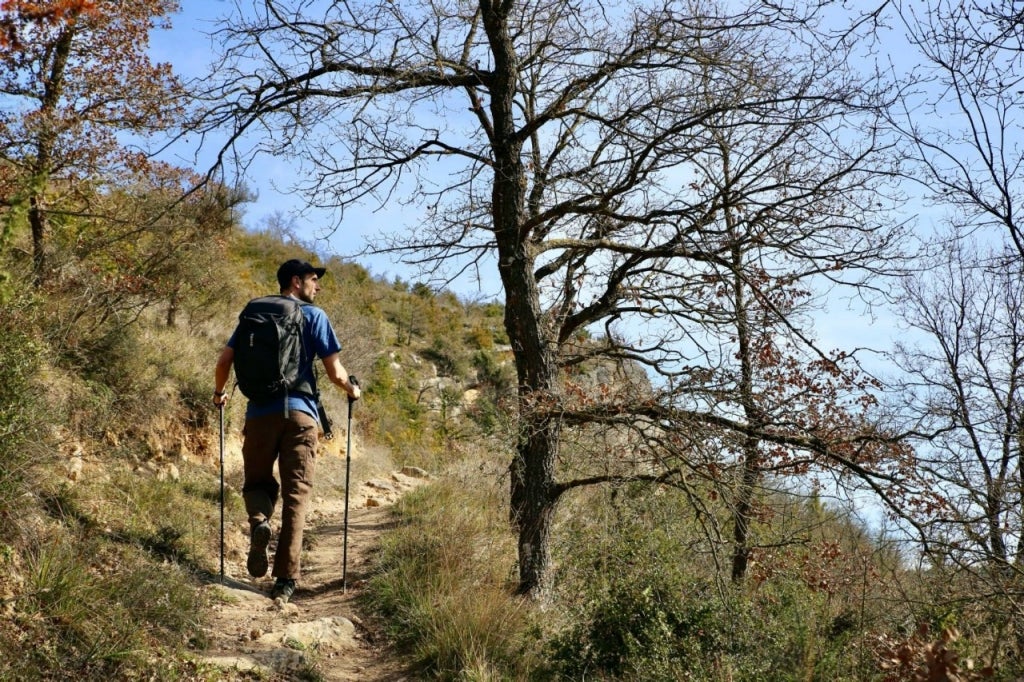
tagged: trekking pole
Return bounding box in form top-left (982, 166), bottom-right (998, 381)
top-left (342, 375), bottom-right (359, 593)
top-left (219, 402), bottom-right (225, 584)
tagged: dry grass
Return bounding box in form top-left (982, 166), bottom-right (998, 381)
top-left (362, 472), bottom-right (545, 680)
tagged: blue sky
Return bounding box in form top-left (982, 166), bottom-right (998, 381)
top-left (149, 1), bottom-right (441, 294)
top-left (147, 1), bottom-right (922, 360)
top-left (145, 2), bottom-right (1024, 544)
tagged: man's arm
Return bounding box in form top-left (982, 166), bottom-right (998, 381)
top-left (321, 352), bottom-right (361, 400)
top-left (213, 346), bottom-right (234, 406)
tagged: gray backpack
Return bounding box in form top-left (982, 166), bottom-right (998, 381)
top-left (232, 296), bottom-right (313, 404)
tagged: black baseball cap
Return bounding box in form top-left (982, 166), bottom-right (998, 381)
top-left (277, 259), bottom-right (327, 289)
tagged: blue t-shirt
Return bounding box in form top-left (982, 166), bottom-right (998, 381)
top-left (227, 299), bottom-right (342, 422)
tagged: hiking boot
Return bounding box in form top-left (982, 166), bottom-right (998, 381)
top-left (270, 578), bottom-right (296, 604)
top-left (247, 521), bottom-right (271, 577)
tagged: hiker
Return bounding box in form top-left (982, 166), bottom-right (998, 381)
top-left (212, 259), bottom-right (361, 604)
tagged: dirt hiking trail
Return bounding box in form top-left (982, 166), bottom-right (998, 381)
top-left (196, 462), bottom-right (426, 681)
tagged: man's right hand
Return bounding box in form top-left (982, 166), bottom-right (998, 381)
top-left (346, 375), bottom-right (361, 401)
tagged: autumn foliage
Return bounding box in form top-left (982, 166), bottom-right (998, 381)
top-left (876, 625), bottom-right (994, 682)
top-left (0, 0), bottom-right (182, 282)
top-left (0, 0), bottom-right (97, 49)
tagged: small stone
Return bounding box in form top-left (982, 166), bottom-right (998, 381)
top-left (66, 455), bottom-right (83, 482)
top-left (400, 465), bottom-right (430, 479)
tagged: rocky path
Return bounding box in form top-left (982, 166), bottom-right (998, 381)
top-left (196, 468), bottom-right (426, 681)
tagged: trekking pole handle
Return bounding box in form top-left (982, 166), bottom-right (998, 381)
top-left (348, 374), bottom-right (359, 404)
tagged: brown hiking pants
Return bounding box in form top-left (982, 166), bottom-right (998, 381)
top-left (241, 410), bottom-right (317, 580)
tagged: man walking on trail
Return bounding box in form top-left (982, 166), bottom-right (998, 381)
top-left (213, 259), bottom-right (361, 603)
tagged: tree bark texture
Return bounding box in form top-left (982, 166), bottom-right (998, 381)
top-left (29, 21), bottom-right (75, 285)
top-left (481, 0), bottom-right (563, 596)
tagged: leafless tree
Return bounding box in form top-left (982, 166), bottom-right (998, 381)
top-left (888, 0), bottom-right (1024, 259)
top-left (888, 235), bottom-right (1024, 659)
top-left (878, 0), bottom-right (1024, 659)
top-left (198, 0), bottom-right (915, 596)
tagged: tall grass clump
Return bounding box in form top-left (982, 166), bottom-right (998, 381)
top-left (0, 477), bottom-right (210, 679)
top-left (0, 282), bottom-right (226, 679)
top-left (1, 521), bottom-right (209, 680)
top-left (362, 478), bottom-right (543, 680)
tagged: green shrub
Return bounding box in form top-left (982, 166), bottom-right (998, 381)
top-left (362, 354), bottom-right (435, 464)
top-left (421, 337), bottom-right (467, 378)
top-left (547, 533), bottom-right (734, 680)
top-left (0, 296), bottom-right (48, 524)
top-left (544, 486), bottom-right (889, 681)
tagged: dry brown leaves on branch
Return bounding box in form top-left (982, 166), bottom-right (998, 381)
top-left (875, 624), bottom-right (994, 681)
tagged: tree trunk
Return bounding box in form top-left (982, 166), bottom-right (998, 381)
top-left (502, 264), bottom-right (561, 595)
top-left (166, 287), bottom-right (180, 327)
top-left (482, 1), bottom-right (562, 597)
top-left (987, 483), bottom-right (1008, 564)
top-left (30, 21), bottom-right (76, 286)
top-left (728, 233), bottom-right (761, 583)
top-left (731, 450), bottom-right (759, 582)
top-left (29, 196), bottom-right (47, 287)
top-left (510, 418), bottom-right (561, 595)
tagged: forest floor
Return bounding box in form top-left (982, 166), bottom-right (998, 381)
top-left (194, 454), bottom-right (424, 681)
